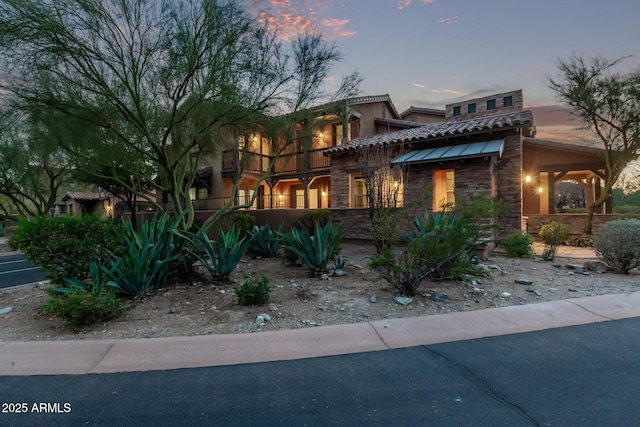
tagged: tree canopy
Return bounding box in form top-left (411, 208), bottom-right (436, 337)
top-left (0, 0), bottom-right (360, 228)
top-left (548, 53), bottom-right (640, 233)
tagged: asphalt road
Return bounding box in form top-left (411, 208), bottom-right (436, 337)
top-left (2, 317), bottom-right (639, 426)
top-left (0, 254), bottom-right (47, 289)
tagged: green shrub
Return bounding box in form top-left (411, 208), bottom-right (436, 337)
top-left (370, 207), bottom-right (403, 255)
top-left (248, 223), bottom-right (281, 258)
top-left (502, 232), bottom-right (534, 257)
top-left (279, 219), bottom-right (345, 276)
top-left (299, 209), bottom-right (331, 234)
top-left (613, 205), bottom-right (640, 214)
top-left (375, 198), bottom-right (495, 296)
top-left (39, 288), bottom-right (122, 330)
top-left (234, 273), bottom-right (271, 305)
top-left (538, 221), bottom-right (570, 261)
top-left (101, 212), bottom-right (190, 295)
top-left (232, 213), bottom-right (256, 237)
top-left (12, 215), bottom-right (123, 285)
top-left (567, 234), bottom-right (594, 247)
top-left (594, 219), bottom-right (640, 274)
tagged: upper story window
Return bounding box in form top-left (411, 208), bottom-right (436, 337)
top-left (468, 103), bottom-right (476, 114)
top-left (487, 99), bottom-right (496, 110)
top-left (503, 96), bottom-right (513, 107)
top-left (409, 116), bottom-right (417, 122)
top-left (452, 106), bottom-right (461, 116)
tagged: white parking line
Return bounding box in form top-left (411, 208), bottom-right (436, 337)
top-left (0, 267), bottom-right (40, 275)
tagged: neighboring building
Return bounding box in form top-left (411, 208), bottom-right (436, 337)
top-left (61, 192), bottom-right (113, 217)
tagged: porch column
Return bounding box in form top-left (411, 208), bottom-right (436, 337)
top-left (300, 177), bottom-right (311, 209)
top-left (540, 173), bottom-right (549, 214)
top-left (547, 172), bottom-right (555, 214)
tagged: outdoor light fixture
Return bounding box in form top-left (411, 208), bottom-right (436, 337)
top-left (525, 175), bottom-right (532, 183)
top-left (322, 191), bottom-right (327, 197)
top-left (538, 187), bottom-right (543, 193)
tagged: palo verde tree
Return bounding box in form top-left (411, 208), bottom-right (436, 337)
top-left (548, 54), bottom-right (640, 234)
top-left (0, 111), bottom-right (71, 219)
top-left (0, 0), bottom-right (360, 230)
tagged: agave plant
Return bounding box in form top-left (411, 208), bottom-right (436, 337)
top-left (279, 219), bottom-right (345, 276)
top-left (54, 260), bottom-right (115, 296)
top-left (180, 225), bottom-right (253, 278)
top-left (101, 212), bottom-right (189, 295)
top-left (248, 223), bottom-right (282, 258)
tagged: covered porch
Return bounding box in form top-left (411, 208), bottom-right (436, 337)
top-left (522, 138), bottom-right (610, 216)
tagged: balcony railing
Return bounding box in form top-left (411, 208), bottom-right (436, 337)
top-left (223, 147), bottom-right (331, 175)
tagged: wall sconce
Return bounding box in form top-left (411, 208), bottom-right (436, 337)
top-left (525, 175), bottom-right (532, 183)
top-left (322, 191), bottom-right (327, 197)
top-left (318, 132), bottom-right (324, 138)
top-left (538, 187), bottom-right (543, 193)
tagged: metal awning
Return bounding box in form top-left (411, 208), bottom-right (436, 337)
top-left (391, 139), bottom-right (505, 165)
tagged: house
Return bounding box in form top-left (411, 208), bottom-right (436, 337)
top-left (181, 89), bottom-right (612, 239)
top-left (61, 192), bottom-right (113, 217)
top-left (325, 89), bottom-right (612, 239)
top-left (186, 95), bottom-right (410, 212)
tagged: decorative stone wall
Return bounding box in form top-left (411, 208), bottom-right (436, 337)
top-left (495, 132), bottom-right (523, 237)
top-left (524, 214), bottom-right (627, 236)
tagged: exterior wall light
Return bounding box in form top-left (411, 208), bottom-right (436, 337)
top-left (525, 175), bottom-right (532, 183)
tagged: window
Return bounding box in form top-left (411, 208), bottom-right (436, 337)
top-left (487, 99), bottom-right (496, 110)
top-left (467, 103), bottom-right (476, 114)
top-left (197, 187), bottom-right (208, 200)
top-left (503, 95), bottom-right (513, 107)
top-left (433, 170), bottom-right (455, 210)
top-left (351, 176), bottom-right (367, 208)
top-left (409, 116), bottom-right (417, 122)
top-left (189, 187), bottom-right (197, 201)
top-left (452, 106), bottom-right (461, 116)
top-left (333, 122), bottom-right (352, 145)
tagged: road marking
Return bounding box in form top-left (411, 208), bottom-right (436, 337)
top-left (0, 260), bottom-right (25, 266)
top-left (0, 267), bottom-right (40, 275)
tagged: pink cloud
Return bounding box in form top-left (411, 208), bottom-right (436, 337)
top-left (243, 0), bottom-right (354, 40)
top-left (432, 88), bottom-right (467, 96)
top-left (397, 0), bottom-right (436, 10)
top-left (412, 83), bottom-right (427, 88)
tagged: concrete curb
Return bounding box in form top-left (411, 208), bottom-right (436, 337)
top-left (2, 292), bottom-right (639, 376)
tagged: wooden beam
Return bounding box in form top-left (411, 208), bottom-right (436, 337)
top-left (536, 162), bottom-right (605, 173)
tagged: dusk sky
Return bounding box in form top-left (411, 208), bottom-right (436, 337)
top-left (245, 0), bottom-right (640, 143)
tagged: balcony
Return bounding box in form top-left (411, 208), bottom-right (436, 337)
top-left (223, 148), bottom-right (330, 176)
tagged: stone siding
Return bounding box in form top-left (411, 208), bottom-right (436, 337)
top-left (524, 214), bottom-right (627, 236)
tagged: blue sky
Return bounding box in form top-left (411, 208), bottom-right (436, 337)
top-left (246, 0), bottom-right (640, 142)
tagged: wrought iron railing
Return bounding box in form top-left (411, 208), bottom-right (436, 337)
top-left (223, 147), bottom-right (331, 175)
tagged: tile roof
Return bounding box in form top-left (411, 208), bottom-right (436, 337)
top-left (399, 106), bottom-right (446, 118)
top-left (325, 110), bottom-right (533, 155)
top-left (62, 192), bottom-right (110, 202)
top-left (374, 117), bottom-right (423, 129)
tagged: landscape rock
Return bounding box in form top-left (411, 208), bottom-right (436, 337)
top-left (434, 293), bottom-right (448, 302)
top-left (320, 274), bottom-right (330, 280)
top-left (394, 297), bottom-right (413, 306)
top-left (515, 279), bottom-right (533, 286)
top-left (0, 306), bottom-right (14, 315)
top-left (269, 303), bottom-right (278, 311)
top-left (370, 295), bottom-right (377, 303)
top-left (259, 313), bottom-right (271, 322)
top-left (256, 315), bottom-right (265, 326)
top-left (333, 269), bottom-right (346, 277)
top-left (500, 292), bottom-right (511, 298)
top-left (169, 307), bottom-right (177, 314)
top-left (584, 261), bottom-right (608, 272)
top-left (566, 264), bottom-right (585, 274)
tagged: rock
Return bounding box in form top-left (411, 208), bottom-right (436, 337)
top-left (333, 269), bottom-right (346, 277)
top-left (515, 279), bottom-right (533, 286)
top-left (500, 292), bottom-right (511, 298)
top-left (472, 287), bottom-right (484, 295)
top-left (486, 264), bottom-right (501, 270)
top-left (422, 293), bottom-right (432, 298)
top-left (584, 261), bottom-right (607, 272)
top-left (363, 312), bottom-right (370, 318)
top-left (301, 318), bottom-right (318, 326)
top-left (533, 290), bottom-right (543, 296)
top-left (256, 315), bottom-right (265, 326)
top-left (352, 264), bottom-right (363, 269)
top-left (169, 307), bottom-right (177, 314)
top-left (394, 296), bottom-right (413, 306)
top-left (476, 278), bottom-right (485, 285)
top-left (566, 264), bottom-right (585, 274)
top-left (0, 306), bottom-right (14, 315)
top-left (461, 274), bottom-right (475, 283)
top-left (434, 293), bottom-right (448, 302)
top-left (534, 257), bottom-right (544, 262)
top-left (370, 295), bottom-right (377, 303)
top-left (320, 273), bottom-right (330, 280)
top-left (259, 313), bottom-right (271, 322)
top-left (269, 303), bottom-right (279, 311)
top-left (552, 264), bottom-right (562, 268)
